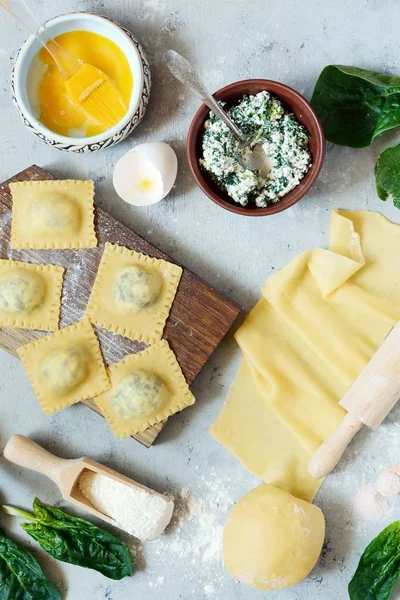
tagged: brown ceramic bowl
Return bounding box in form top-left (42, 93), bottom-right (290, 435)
top-left (187, 79), bottom-right (325, 216)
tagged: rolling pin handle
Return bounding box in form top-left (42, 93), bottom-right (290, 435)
top-left (308, 413), bottom-right (364, 479)
top-left (3, 434), bottom-right (66, 486)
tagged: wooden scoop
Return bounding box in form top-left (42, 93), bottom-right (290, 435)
top-left (4, 435), bottom-right (174, 539)
top-left (308, 322), bottom-right (400, 479)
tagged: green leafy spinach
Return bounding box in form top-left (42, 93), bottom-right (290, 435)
top-left (311, 65), bottom-right (400, 148)
top-left (3, 499), bottom-right (132, 581)
top-left (349, 521), bottom-right (400, 600)
top-left (311, 65), bottom-right (400, 208)
top-left (375, 142), bottom-right (400, 207)
top-left (0, 527), bottom-right (61, 600)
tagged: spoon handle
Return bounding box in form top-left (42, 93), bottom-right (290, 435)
top-left (164, 49), bottom-right (245, 142)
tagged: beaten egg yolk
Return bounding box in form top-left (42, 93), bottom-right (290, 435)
top-left (31, 30), bottom-right (133, 138)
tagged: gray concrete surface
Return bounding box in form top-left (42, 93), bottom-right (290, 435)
top-left (1, 0), bottom-right (400, 598)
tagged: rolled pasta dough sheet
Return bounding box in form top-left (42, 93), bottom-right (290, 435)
top-left (211, 210), bottom-right (400, 501)
top-left (210, 360), bottom-right (320, 501)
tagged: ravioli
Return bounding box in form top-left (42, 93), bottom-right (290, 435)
top-left (113, 266), bottom-right (163, 314)
top-left (0, 259), bottom-right (63, 331)
top-left (10, 179), bottom-right (97, 249)
top-left (95, 340), bottom-right (195, 437)
top-left (86, 244), bottom-right (182, 344)
top-left (40, 347), bottom-right (88, 395)
top-left (18, 319), bottom-right (110, 415)
top-left (0, 270), bottom-right (44, 314)
top-left (112, 370), bottom-right (168, 418)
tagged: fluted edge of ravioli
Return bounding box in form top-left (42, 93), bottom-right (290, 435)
top-left (95, 340), bottom-right (195, 437)
top-left (85, 244), bottom-right (183, 344)
top-left (17, 319), bottom-right (110, 414)
top-left (0, 260), bottom-right (64, 331)
top-left (10, 180), bottom-right (97, 250)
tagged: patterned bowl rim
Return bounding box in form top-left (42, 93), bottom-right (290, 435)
top-left (13, 12), bottom-right (145, 146)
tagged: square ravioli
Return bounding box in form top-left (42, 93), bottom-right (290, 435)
top-left (95, 340), bottom-right (195, 437)
top-left (86, 243), bottom-right (183, 344)
top-left (18, 319), bottom-right (110, 415)
top-left (0, 259), bottom-right (64, 331)
top-left (10, 179), bottom-right (97, 249)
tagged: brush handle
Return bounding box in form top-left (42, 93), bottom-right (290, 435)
top-left (0, 0), bottom-right (81, 78)
top-left (0, 0), bottom-right (42, 36)
top-left (4, 435), bottom-right (68, 486)
top-left (308, 412), bottom-right (364, 479)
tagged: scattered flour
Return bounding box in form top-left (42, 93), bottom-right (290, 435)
top-left (137, 0), bottom-right (166, 20)
top-left (0, 210), bottom-right (11, 255)
top-left (142, 0), bottom-right (166, 10)
top-left (377, 469), bottom-right (400, 498)
top-left (204, 583), bottom-right (215, 596)
top-left (159, 487), bottom-right (224, 564)
top-left (353, 484), bottom-right (390, 521)
top-left (148, 576), bottom-right (165, 589)
top-left (148, 469), bottom-right (235, 599)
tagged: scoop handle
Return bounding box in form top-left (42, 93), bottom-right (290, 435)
top-left (308, 412), bottom-right (364, 479)
top-left (4, 435), bottom-right (67, 486)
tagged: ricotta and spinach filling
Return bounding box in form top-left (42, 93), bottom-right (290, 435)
top-left (200, 91), bottom-right (312, 207)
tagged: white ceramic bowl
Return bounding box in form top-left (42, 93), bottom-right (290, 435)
top-left (12, 12), bottom-right (151, 153)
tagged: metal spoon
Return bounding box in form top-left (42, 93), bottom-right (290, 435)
top-left (164, 50), bottom-right (271, 176)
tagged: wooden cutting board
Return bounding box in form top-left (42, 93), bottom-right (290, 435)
top-left (0, 165), bottom-right (240, 447)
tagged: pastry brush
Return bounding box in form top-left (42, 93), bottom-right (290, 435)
top-left (1, 0), bottom-right (127, 129)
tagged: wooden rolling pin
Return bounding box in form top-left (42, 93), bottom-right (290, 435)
top-left (3, 435), bottom-right (174, 540)
top-left (308, 322), bottom-right (400, 479)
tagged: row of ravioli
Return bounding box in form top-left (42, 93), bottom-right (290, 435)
top-left (0, 179), bottom-right (195, 438)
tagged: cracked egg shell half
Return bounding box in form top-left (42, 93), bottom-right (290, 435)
top-left (113, 142), bottom-right (178, 206)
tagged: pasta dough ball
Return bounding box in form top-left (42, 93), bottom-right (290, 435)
top-left (112, 369), bottom-right (168, 419)
top-left (29, 193), bottom-right (80, 233)
top-left (0, 270), bottom-right (45, 314)
top-left (223, 485), bottom-right (325, 591)
top-left (40, 347), bottom-right (88, 395)
top-left (113, 266), bottom-right (162, 314)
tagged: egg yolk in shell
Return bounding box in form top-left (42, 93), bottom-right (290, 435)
top-left (29, 30), bottom-right (133, 138)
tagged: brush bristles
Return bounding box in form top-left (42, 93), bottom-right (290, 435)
top-left (81, 81), bottom-right (127, 128)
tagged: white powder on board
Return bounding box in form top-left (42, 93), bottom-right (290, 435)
top-left (0, 209), bottom-right (11, 256)
top-left (78, 471), bottom-right (174, 541)
top-left (352, 484), bottom-right (390, 521)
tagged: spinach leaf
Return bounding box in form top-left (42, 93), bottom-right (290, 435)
top-left (3, 499), bottom-right (132, 581)
top-left (349, 521), bottom-right (400, 600)
top-left (0, 527), bottom-right (61, 600)
top-left (375, 142), bottom-right (400, 207)
top-left (311, 66), bottom-right (400, 148)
